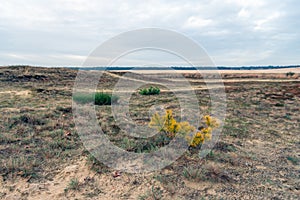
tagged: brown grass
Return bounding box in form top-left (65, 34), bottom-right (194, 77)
top-left (0, 66), bottom-right (299, 199)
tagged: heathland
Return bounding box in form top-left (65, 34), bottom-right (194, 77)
top-left (0, 66), bottom-right (299, 199)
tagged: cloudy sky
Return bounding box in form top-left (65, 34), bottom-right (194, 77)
top-left (0, 0), bottom-right (299, 67)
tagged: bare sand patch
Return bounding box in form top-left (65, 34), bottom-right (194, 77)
top-left (0, 90), bottom-right (31, 97)
top-left (0, 158), bottom-right (165, 200)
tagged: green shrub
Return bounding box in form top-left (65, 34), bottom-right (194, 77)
top-left (287, 156), bottom-right (299, 165)
top-left (94, 92), bottom-right (119, 105)
top-left (139, 86), bottom-right (160, 95)
top-left (286, 72), bottom-right (295, 77)
top-left (9, 114), bottom-right (46, 128)
top-left (65, 178), bottom-right (80, 191)
top-left (73, 92), bottom-right (118, 105)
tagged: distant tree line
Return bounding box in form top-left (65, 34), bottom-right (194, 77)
top-left (68, 65), bottom-right (300, 71)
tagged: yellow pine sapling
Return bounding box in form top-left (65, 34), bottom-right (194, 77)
top-left (164, 110), bottom-right (180, 137)
top-left (148, 112), bottom-right (165, 132)
top-left (148, 110), bottom-right (219, 148)
top-left (189, 115), bottom-right (219, 147)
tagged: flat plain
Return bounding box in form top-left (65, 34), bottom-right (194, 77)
top-left (0, 66), bottom-right (299, 199)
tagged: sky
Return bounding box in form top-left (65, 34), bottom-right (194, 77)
top-left (0, 0), bottom-right (299, 67)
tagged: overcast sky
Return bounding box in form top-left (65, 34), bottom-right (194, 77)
top-left (0, 0), bottom-right (299, 67)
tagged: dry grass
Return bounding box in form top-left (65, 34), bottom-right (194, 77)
top-left (0, 66), bottom-right (299, 199)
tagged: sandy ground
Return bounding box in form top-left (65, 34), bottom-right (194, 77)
top-left (0, 66), bottom-right (299, 199)
top-left (0, 158), bottom-right (162, 200)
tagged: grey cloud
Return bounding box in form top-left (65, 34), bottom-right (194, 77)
top-left (0, 0), bottom-right (299, 66)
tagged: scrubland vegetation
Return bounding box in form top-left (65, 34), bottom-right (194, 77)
top-left (0, 66), bottom-right (299, 199)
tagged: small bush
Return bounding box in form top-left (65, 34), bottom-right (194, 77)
top-left (86, 154), bottom-right (110, 173)
top-left (183, 164), bottom-right (231, 183)
top-left (9, 114), bottom-right (45, 128)
top-left (65, 178), bottom-right (80, 192)
top-left (139, 86), bottom-right (160, 95)
top-left (2, 156), bottom-right (39, 179)
top-left (287, 156), bottom-right (299, 165)
top-left (73, 92), bottom-right (118, 105)
top-left (286, 72), bottom-right (295, 77)
top-left (182, 166), bottom-right (202, 181)
top-left (148, 110), bottom-right (219, 148)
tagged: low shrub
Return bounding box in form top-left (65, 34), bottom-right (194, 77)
top-left (286, 71), bottom-right (295, 77)
top-left (148, 109), bottom-right (219, 148)
top-left (139, 86), bottom-right (160, 95)
top-left (73, 92), bottom-right (119, 105)
top-left (9, 114), bottom-right (46, 128)
top-left (65, 178), bottom-right (80, 192)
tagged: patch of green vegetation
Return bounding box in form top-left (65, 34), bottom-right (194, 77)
top-left (0, 133), bottom-right (16, 144)
top-left (138, 193), bottom-right (150, 200)
top-left (151, 186), bottom-right (163, 200)
top-left (183, 164), bottom-right (231, 183)
top-left (9, 114), bottom-right (46, 128)
top-left (73, 92), bottom-right (119, 105)
top-left (287, 156), bottom-right (299, 165)
top-left (214, 142), bottom-right (237, 153)
top-left (1, 107), bottom-right (82, 180)
top-left (182, 166), bottom-right (203, 181)
top-left (286, 71), bottom-right (295, 77)
top-left (284, 114), bottom-right (291, 120)
top-left (223, 117), bottom-right (249, 138)
top-left (120, 137), bottom-right (136, 151)
top-left (85, 153), bottom-right (110, 174)
top-left (84, 188), bottom-right (102, 198)
top-left (65, 178), bottom-right (80, 192)
top-left (49, 138), bottom-right (75, 151)
top-left (56, 105), bottom-right (72, 113)
top-left (1, 155), bottom-right (39, 180)
top-left (274, 102), bottom-right (285, 107)
top-left (139, 86), bottom-right (160, 95)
